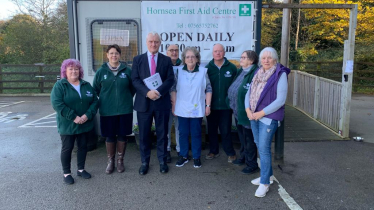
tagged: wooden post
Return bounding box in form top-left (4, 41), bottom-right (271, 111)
top-left (280, 0), bottom-right (292, 67)
top-left (293, 70), bottom-right (298, 106)
top-left (313, 77), bottom-right (320, 119)
top-left (339, 5), bottom-right (357, 138)
top-left (0, 65), bottom-right (3, 94)
top-left (38, 65), bottom-right (44, 93)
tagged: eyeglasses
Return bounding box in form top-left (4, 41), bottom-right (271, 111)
top-left (240, 57), bottom-right (249, 60)
top-left (186, 56), bottom-right (196, 59)
top-left (168, 49), bottom-right (179, 52)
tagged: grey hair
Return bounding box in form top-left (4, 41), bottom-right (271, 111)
top-left (146, 31), bottom-right (161, 41)
top-left (181, 47), bottom-right (201, 66)
top-left (213, 43), bottom-right (225, 51)
top-left (259, 47), bottom-right (279, 66)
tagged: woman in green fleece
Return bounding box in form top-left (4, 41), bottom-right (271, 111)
top-left (93, 44), bottom-right (135, 174)
top-left (51, 59), bottom-right (98, 185)
top-left (227, 50), bottom-right (259, 175)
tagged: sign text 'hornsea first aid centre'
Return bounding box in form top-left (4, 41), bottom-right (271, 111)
top-left (141, 1), bottom-right (256, 61)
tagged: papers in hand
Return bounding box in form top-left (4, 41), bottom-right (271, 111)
top-left (143, 73), bottom-right (163, 90)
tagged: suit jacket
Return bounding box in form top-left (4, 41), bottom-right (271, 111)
top-left (131, 52), bottom-right (175, 112)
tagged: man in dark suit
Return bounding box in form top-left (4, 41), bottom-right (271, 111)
top-left (131, 32), bottom-right (174, 175)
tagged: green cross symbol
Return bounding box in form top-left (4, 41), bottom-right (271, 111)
top-left (239, 4), bottom-right (251, 16)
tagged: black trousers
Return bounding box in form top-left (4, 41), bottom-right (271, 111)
top-left (137, 103), bottom-right (169, 164)
top-left (60, 132), bottom-right (88, 174)
top-left (236, 124), bottom-right (258, 168)
top-left (207, 109), bottom-right (236, 156)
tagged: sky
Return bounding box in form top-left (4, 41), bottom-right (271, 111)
top-left (0, 0), bottom-right (18, 20)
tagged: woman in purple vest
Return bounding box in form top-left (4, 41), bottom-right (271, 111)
top-left (245, 47), bottom-right (290, 197)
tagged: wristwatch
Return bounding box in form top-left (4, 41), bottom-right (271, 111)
top-left (206, 105), bottom-right (211, 107)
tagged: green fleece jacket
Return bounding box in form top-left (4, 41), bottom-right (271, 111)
top-left (51, 79), bottom-right (98, 135)
top-left (206, 58), bottom-right (237, 110)
top-left (93, 62), bottom-right (135, 116)
top-left (228, 65), bottom-right (258, 127)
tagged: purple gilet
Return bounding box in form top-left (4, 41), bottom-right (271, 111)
top-left (253, 63), bottom-right (290, 121)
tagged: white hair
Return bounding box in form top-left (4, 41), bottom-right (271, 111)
top-left (146, 31), bottom-right (161, 41)
top-left (259, 47), bottom-right (279, 66)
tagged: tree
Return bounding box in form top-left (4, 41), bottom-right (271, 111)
top-left (302, 0), bottom-right (374, 46)
top-left (0, 14), bottom-right (43, 64)
top-left (10, 0), bottom-right (58, 24)
top-left (0, 1), bottom-right (69, 64)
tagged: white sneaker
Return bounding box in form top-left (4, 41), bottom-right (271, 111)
top-left (251, 176), bottom-right (274, 186)
top-left (255, 184), bottom-right (270, 198)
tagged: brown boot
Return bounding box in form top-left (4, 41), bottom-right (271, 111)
top-left (116, 141), bottom-right (127, 173)
top-left (105, 142), bottom-right (116, 174)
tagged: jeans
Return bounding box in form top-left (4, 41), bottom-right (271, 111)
top-left (207, 109), bottom-right (235, 156)
top-left (167, 111), bottom-right (180, 152)
top-left (236, 123), bottom-right (258, 169)
top-left (60, 132), bottom-right (88, 174)
top-left (178, 117), bottom-right (203, 159)
top-left (250, 120), bottom-right (278, 185)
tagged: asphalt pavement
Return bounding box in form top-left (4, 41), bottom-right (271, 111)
top-left (0, 95), bottom-right (373, 210)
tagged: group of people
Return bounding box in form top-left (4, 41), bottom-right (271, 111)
top-left (51, 31), bottom-right (290, 198)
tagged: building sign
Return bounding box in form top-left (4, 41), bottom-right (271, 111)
top-left (141, 1), bottom-right (256, 61)
top-left (100, 29), bottom-right (129, 46)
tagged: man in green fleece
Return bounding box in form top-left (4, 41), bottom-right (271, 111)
top-left (205, 43), bottom-right (237, 163)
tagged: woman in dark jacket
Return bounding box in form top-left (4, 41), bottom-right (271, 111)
top-left (51, 59), bottom-right (98, 185)
top-left (227, 50), bottom-right (259, 175)
top-left (93, 44), bottom-right (135, 174)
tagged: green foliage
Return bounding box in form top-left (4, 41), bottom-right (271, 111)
top-left (0, 1), bottom-right (69, 65)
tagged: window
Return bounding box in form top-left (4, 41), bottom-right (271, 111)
top-left (90, 19), bottom-right (140, 72)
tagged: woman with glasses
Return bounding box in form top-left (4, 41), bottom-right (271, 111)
top-left (170, 47), bottom-right (212, 168)
top-left (93, 44), bottom-right (135, 174)
top-left (227, 50), bottom-right (260, 175)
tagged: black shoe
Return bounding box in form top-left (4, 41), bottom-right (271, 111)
top-left (160, 163), bottom-right (169, 174)
top-left (232, 159), bottom-right (245, 166)
top-left (166, 151), bottom-right (172, 163)
top-left (176, 156), bottom-right (188, 167)
top-left (193, 158), bottom-right (201, 168)
top-left (242, 166), bottom-right (260, 175)
top-left (77, 170), bottom-right (91, 179)
top-left (139, 163), bottom-right (149, 175)
top-left (177, 152), bottom-right (180, 157)
top-left (63, 175), bottom-right (74, 185)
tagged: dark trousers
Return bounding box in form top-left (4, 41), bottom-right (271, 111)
top-left (236, 123), bottom-right (258, 168)
top-left (207, 109), bottom-right (236, 156)
top-left (178, 117), bottom-right (203, 159)
top-left (137, 104), bottom-right (169, 164)
top-left (60, 132), bottom-right (88, 174)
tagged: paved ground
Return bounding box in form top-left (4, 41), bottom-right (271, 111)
top-left (0, 95), bottom-right (373, 210)
top-left (349, 94), bottom-right (374, 143)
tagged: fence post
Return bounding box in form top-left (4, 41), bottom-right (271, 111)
top-left (0, 65), bottom-right (3, 94)
top-left (293, 71), bottom-right (298, 107)
top-left (313, 77), bottom-right (320, 119)
top-left (38, 65), bottom-right (44, 93)
top-left (338, 5), bottom-right (357, 138)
